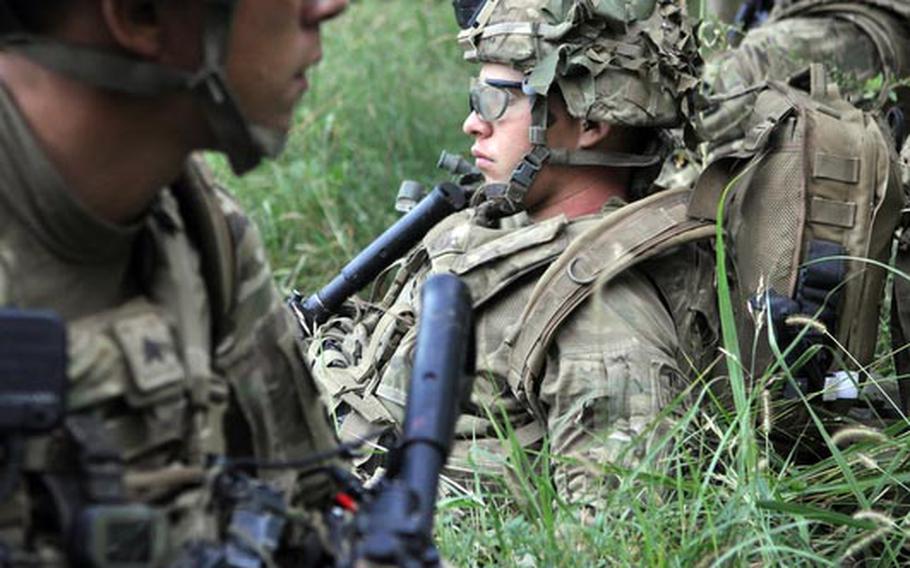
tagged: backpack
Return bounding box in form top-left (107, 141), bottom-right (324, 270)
top-left (508, 66), bottom-right (906, 415)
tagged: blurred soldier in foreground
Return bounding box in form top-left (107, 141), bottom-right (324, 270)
top-left (0, 0), bottom-right (345, 564)
top-left (307, 0), bottom-right (717, 503)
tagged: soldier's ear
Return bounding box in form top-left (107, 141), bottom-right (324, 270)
top-left (578, 120), bottom-right (611, 149)
top-left (100, 0), bottom-right (163, 58)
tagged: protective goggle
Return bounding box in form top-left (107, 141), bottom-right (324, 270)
top-left (452, 0), bottom-right (488, 29)
top-left (469, 78), bottom-right (527, 122)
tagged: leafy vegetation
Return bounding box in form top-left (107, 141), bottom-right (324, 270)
top-left (215, 1), bottom-right (910, 565)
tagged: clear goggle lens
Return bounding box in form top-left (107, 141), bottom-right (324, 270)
top-left (469, 79), bottom-right (524, 122)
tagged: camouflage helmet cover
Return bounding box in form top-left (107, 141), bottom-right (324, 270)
top-left (458, 0), bottom-right (700, 128)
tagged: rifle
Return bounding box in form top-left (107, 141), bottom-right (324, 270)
top-left (176, 273), bottom-right (474, 567)
top-left (289, 152), bottom-right (479, 332)
top-left (338, 273), bottom-right (474, 567)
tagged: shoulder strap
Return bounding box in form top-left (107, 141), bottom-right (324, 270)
top-left (171, 155), bottom-right (237, 343)
top-left (506, 187), bottom-right (714, 393)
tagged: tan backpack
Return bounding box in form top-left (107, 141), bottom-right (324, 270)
top-left (508, 67), bottom-right (906, 413)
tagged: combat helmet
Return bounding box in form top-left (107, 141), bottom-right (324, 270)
top-left (0, 1), bottom-right (281, 174)
top-left (454, 0), bottom-right (700, 214)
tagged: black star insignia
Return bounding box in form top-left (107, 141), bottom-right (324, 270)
top-left (143, 338), bottom-right (167, 364)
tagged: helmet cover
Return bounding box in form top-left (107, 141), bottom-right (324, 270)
top-left (457, 0), bottom-right (700, 127)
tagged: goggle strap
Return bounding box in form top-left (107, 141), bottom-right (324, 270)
top-left (194, 0), bottom-right (272, 175)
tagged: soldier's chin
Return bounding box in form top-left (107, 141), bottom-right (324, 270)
top-left (478, 166), bottom-right (506, 185)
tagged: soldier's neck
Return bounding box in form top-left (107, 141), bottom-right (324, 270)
top-left (0, 54), bottom-right (208, 225)
top-left (527, 166), bottom-right (631, 221)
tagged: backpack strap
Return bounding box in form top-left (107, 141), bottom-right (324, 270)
top-left (506, 187), bottom-right (714, 394)
top-left (170, 155), bottom-right (237, 343)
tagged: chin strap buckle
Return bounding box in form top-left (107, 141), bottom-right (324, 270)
top-left (509, 145), bottom-right (551, 194)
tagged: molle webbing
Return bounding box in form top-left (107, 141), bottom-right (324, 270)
top-left (506, 188), bottom-right (713, 389)
top-left (692, 76), bottom-right (903, 376)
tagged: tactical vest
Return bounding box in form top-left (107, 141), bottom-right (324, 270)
top-left (312, 194), bottom-right (719, 477)
top-left (0, 156), bottom-right (240, 565)
top-left (314, 209), bottom-right (590, 469)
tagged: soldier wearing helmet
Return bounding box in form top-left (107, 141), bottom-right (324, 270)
top-left (307, 0), bottom-right (715, 503)
top-left (0, 0), bottom-right (345, 564)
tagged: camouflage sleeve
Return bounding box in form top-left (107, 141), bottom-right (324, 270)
top-left (536, 270), bottom-right (684, 504)
top-left (212, 190), bottom-right (339, 505)
top-left (703, 15), bottom-right (881, 97)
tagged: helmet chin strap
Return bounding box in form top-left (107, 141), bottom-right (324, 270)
top-left (476, 92), bottom-right (551, 218)
top-left (0, 0), bottom-right (285, 175)
top-left (476, 88), bottom-right (664, 220)
top-left (193, 0), bottom-right (288, 174)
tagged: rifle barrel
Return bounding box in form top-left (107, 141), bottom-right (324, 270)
top-left (297, 183), bottom-right (469, 328)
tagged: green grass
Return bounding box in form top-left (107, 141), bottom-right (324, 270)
top-left (214, 1), bottom-right (910, 564)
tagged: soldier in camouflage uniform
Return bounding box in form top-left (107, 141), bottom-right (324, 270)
top-left (0, 0), bottom-right (345, 564)
top-left (308, 0), bottom-right (715, 503)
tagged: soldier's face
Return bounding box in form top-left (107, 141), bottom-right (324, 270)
top-left (463, 63), bottom-right (586, 206)
top-left (464, 64), bottom-right (534, 183)
top-left (226, 0), bottom-right (347, 132)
